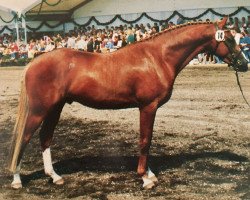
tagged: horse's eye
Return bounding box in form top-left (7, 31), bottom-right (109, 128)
top-left (237, 60), bottom-right (242, 65)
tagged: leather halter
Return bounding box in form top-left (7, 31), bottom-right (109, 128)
top-left (213, 24), bottom-right (243, 71)
top-left (213, 24), bottom-right (250, 108)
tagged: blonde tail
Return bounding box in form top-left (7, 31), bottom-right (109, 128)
top-left (8, 71), bottom-right (29, 172)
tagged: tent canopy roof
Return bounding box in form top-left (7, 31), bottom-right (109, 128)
top-left (0, 0), bottom-right (92, 20)
top-left (0, 0), bottom-right (41, 14)
top-left (28, 0), bottom-right (91, 15)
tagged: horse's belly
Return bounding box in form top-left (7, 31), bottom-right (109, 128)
top-left (68, 87), bottom-right (138, 109)
top-left (74, 97), bottom-right (138, 109)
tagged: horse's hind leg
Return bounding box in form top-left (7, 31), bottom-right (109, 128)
top-left (11, 113), bottom-right (45, 189)
top-left (39, 102), bottom-right (65, 185)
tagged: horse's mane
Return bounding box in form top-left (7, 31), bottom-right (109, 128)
top-left (135, 21), bottom-right (214, 44)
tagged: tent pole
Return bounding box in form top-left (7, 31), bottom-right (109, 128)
top-left (22, 16), bottom-right (27, 44)
top-left (15, 18), bottom-right (19, 43)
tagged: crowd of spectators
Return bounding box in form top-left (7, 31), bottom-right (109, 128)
top-left (0, 15), bottom-right (250, 65)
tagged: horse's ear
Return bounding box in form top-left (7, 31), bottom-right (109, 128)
top-left (218, 16), bottom-right (228, 29)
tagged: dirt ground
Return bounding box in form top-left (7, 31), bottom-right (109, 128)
top-left (0, 65), bottom-right (249, 200)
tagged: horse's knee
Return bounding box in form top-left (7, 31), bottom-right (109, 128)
top-left (139, 139), bottom-right (151, 154)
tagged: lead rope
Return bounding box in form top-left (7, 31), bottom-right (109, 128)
top-left (235, 70), bottom-right (250, 108)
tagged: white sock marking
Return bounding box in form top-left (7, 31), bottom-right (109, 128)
top-left (42, 148), bottom-right (62, 183)
top-left (12, 163), bottom-right (22, 188)
top-left (147, 167), bottom-right (155, 178)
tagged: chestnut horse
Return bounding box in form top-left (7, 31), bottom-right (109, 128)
top-left (8, 17), bottom-right (248, 189)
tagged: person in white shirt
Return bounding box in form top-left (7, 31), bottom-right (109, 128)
top-left (75, 36), bottom-right (87, 51)
top-left (45, 41), bottom-right (55, 52)
top-left (67, 34), bottom-right (76, 49)
top-left (230, 29), bottom-right (241, 45)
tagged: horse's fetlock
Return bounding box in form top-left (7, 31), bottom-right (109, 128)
top-left (137, 168), bottom-right (147, 176)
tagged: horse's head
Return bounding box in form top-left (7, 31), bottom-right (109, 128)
top-left (212, 17), bottom-right (248, 72)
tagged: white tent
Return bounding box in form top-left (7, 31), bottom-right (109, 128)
top-left (0, 0), bottom-right (41, 43)
top-left (0, 0), bottom-right (90, 39)
top-left (0, 0), bottom-right (41, 15)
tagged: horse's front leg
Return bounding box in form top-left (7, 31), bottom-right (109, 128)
top-left (138, 103), bottom-right (158, 189)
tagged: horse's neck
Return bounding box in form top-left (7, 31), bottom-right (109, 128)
top-left (153, 24), bottom-right (215, 74)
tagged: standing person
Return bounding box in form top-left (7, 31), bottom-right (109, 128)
top-left (105, 38), bottom-right (115, 52)
top-left (27, 39), bottom-right (36, 59)
top-left (233, 17), bottom-right (241, 33)
top-left (94, 37), bottom-right (102, 53)
top-left (44, 40), bottom-right (55, 52)
top-left (227, 17), bottom-right (234, 29)
top-left (39, 38), bottom-right (46, 51)
top-left (75, 36), bottom-right (86, 51)
top-left (67, 33), bottom-right (76, 49)
top-left (150, 26), bottom-right (157, 35)
top-left (140, 23), bottom-right (146, 34)
top-left (117, 34), bottom-right (127, 48)
top-left (145, 23), bottom-right (151, 33)
top-left (10, 41), bottom-right (19, 60)
top-left (135, 27), bottom-right (142, 41)
top-left (153, 22), bottom-right (159, 32)
top-left (247, 16), bottom-right (250, 31)
top-left (231, 29), bottom-right (241, 45)
top-left (87, 37), bottom-right (94, 52)
top-left (126, 28), bottom-right (135, 44)
top-left (241, 17), bottom-right (247, 30)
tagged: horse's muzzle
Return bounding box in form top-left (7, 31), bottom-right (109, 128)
top-left (238, 61), bottom-right (248, 72)
top-left (233, 59), bottom-right (248, 72)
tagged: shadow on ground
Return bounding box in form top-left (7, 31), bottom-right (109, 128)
top-left (0, 116), bottom-right (249, 199)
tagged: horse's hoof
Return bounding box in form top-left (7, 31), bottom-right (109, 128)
top-left (54, 178), bottom-right (64, 185)
top-left (143, 182), bottom-right (155, 190)
top-left (11, 182), bottom-right (22, 189)
top-left (149, 175), bottom-right (158, 184)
